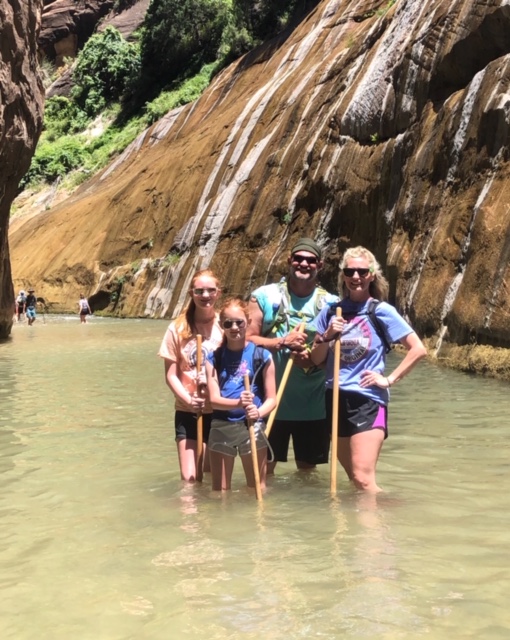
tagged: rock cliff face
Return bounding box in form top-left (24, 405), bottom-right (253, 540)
top-left (0, 0), bottom-right (44, 339)
top-left (8, 0), bottom-right (510, 376)
top-left (39, 0), bottom-right (114, 66)
top-left (42, 0), bottom-right (149, 98)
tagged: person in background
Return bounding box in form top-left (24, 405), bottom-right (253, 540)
top-left (25, 288), bottom-right (37, 326)
top-left (206, 298), bottom-right (276, 492)
top-left (246, 238), bottom-right (338, 473)
top-left (78, 294), bottom-right (92, 323)
top-left (15, 290), bottom-right (26, 321)
top-left (311, 246), bottom-right (427, 493)
top-left (158, 269), bottom-right (223, 482)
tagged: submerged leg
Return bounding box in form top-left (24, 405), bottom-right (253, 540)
top-left (209, 450), bottom-right (235, 490)
top-left (348, 430), bottom-right (385, 493)
top-left (177, 438), bottom-right (198, 482)
top-left (241, 447), bottom-right (267, 490)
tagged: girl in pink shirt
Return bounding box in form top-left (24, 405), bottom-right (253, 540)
top-left (159, 269), bottom-right (223, 481)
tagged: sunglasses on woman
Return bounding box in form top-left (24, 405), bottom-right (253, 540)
top-left (342, 267), bottom-right (371, 277)
top-left (192, 287), bottom-right (218, 295)
top-left (222, 319), bottom-right (246, 329)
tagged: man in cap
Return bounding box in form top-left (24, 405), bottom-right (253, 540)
top-left (25, 288), bottom-right (38, 325)
top-left (246, 238), bottom-right (338, 472)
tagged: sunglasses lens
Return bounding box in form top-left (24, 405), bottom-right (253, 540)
top-left (292, 254), bottom-right (317, 265)
top-left (223, 319), bottom-right (246, 329)
top-left (193, 287), bottom-right (217, 295)
top-left (343, 268), bottom-right (370, 277)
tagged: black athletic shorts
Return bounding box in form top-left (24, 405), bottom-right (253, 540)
top-left (174, 410), bottom-right (212, 442)
top-left (268, 418), bottom-right (330, 465)
top-left (326, 389), bottom-right (388, 439)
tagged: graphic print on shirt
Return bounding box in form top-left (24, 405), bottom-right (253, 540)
top-left (340, 316), bottom-right (372, 364)
top-left (183, 340), bottom-right (219, 373)
top-left (223, 359), bottom-right (250, 386)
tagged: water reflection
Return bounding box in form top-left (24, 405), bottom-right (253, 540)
top-left (0, 349), bottom-right (26, 483)
top-left (0, 317), bottom-right (509, 639)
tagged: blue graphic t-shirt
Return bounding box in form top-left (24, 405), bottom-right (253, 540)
top-left (313, 298), bottom-right (414, 405)
top-left (207, 342), bottom-right (271, 422)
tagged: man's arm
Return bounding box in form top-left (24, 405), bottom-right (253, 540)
top-left (246, 297), bottom-right (285, 352)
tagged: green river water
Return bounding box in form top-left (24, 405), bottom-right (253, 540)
top-left (1, 316), bottom-right (509, 639)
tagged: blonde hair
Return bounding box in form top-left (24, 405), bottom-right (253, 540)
top-left (339, 246), bottom-right (389, 301)
top-left (174, 269), bottom-right (220, 339)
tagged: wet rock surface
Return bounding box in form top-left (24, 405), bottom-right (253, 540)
top-left (8, 0), bottom-right (510, 376)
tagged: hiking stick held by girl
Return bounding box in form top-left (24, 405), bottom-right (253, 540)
top-left (206, 298), bottom-right (276, 492)
top-left (159, 269), bottom-right (223, 481)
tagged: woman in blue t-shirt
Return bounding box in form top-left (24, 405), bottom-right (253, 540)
top-left (206, 298), bottom-right (276, 492)
top-left (311, 246), bottom-right (427, 493)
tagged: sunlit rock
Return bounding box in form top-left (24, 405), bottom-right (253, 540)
top-left (8, 0), bottom-right (510, 375)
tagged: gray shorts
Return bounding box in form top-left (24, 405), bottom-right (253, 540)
top-left (209, 419), bottom-right (267, 457)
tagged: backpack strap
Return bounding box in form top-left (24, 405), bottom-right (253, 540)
top-left (251, 345), bottom-right (267, 391)
top-left (212, 344), bottom-right (224, 380)
top-left (314, 287), bottom-right (329, 315)
top-left (367, 299), bottom-right (392, 353)
top-left (265, 279), bottom-right (290, 336)
top-left (263, 281), bottom-right (329, 337)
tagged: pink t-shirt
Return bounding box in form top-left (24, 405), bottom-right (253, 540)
top-left (158, 319), bottom-right (223, 413)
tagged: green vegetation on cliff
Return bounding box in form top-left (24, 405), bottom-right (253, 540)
top-left (141, 0), bottom-right (230, 83)
top-left (20, 0), bottom-right (319, 194)
top-left (72, 26), bottom-right (141, 117)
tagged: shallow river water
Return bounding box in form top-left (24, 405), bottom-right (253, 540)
top-left (1, 316), bottom-right (509, 639)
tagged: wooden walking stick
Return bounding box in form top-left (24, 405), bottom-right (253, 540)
top-left (195, 334), bottom-right (204, 483)
top-left (330, 308), bottom-right (342, 496)
top-left (243, 373), bottom-right (263, 501)
top-left (265, 322), bottom-right (305, 438)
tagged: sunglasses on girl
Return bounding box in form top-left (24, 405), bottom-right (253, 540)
top-left (342, 267), bottom-right (372, 277)
top-left (292, 254), bottom-right (318, 265)
top-left (193, 287), bottom-right (218, 296)
top-left (222, 319), bottom-right (246, 329)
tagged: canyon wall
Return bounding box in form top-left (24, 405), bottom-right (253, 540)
top-left (39, 0), bottom-right (114, 66)
top-left (0, 0), bottom-right (44, 338)
top-left (8, 0), bottom-right (510, 376)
